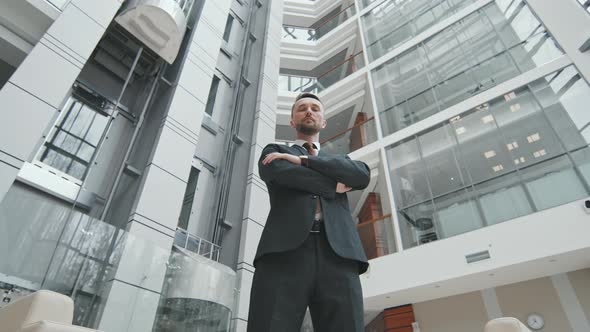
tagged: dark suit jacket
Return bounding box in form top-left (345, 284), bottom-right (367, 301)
top-left (254, 143), bottom-right (370, 274)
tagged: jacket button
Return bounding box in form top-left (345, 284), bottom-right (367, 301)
top-left (311, 195), bottom-right (317, 199)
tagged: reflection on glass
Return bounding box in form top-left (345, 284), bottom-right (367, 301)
top-left (386, 65), bottom-right (590, 250)
top-left (375, 0), bottom-right (563, 137)
top-left (363, 0), bottom-right (477, 61)
top-left (356, 215), bottom-right (396, 259)
top-left (321, 116), bottom-right (378, 155)
top-left (38, 94), bottom-right (109, 181)
top-left (0, 183), bottom-right (234, 331)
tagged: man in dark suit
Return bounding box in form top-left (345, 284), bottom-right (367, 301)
top-left (247, 92), bottom-right (370, 332)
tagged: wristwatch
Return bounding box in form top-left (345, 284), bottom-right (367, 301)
top-left (300, 155), bottom-right (309, 167)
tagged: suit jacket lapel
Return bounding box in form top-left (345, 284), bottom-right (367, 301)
top-left (291, 144), bottom-right (307, 156)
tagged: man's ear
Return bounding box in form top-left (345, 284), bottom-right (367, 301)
top-left (321, 119), bottom-right (327, 129)
top-left (290, 119), bottom-right (295, 128)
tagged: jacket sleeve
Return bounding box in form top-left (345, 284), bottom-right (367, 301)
top-left (305, 154), bottom-right (370, 191)
top-left (258, 144), bottom-right (337, 198)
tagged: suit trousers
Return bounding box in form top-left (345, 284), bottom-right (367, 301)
top-left (247, 227), bottom-right (364, 332)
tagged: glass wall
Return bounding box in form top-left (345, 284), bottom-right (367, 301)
top-left (0, 182), bottom-right (235, 331)
top-left (373, 0), bottom-right (563, 137)
top-left (387, 65), bottom-right (590, 249)
top-left (362, 0), bottom-right (477, 61)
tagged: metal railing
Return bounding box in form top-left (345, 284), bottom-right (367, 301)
top-left (45, 0), bottom-right (71, 10)
top-left (283, 2), bottom-right (356, 41)
top-left (279, 51), bottom-right (365, 93)
top-left (174, 228), bottom-right (221, 262)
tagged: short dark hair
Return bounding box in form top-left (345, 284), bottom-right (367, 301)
top-left (291, 92), bottom-right (323, 116)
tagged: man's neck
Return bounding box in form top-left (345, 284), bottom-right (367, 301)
top-left (295, 133), bottom-right (319, 143)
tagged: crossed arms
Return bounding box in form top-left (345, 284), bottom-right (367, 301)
top-left (258, 144), bottom-right (370, 199)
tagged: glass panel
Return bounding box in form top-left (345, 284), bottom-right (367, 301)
top-left (475, 173), bottom-right (533, 225)
top-left (363, 0), bottom-right (477, 61)
top-left (357, 216), bottom-right (396, 259)
top-left (434, 189), bottom-right (483, 238)
top-left (321, 117), bottom-right (378, 155)
top-left (534, 67), bottom-right (590, 150)
top-left (398, 201), bottom-right (437, 248)
top-left (38, 95), bottom-right (108, 180)
top-left (374, 1), bottom-right (563, 137)
top-left (451, 106), bottom-right (515, 183)
top-left (388, 65), bottom-right (590, 249)
top-left (418, 124), bottom-right (470, 196)
top-left (571, 147), bottom-right (590, 186)
top-left (387, 138), bottom-right (432, 209)
top-left (521, 155), bottom-right (587, 210)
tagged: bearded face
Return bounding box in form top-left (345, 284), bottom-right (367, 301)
top-left (290, 98), bottom-right (326, 135)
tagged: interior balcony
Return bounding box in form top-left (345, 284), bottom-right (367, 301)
top-left (281, 2), bottom-right (359, 71)
top-left (283, 0), bottom-right (353, 28)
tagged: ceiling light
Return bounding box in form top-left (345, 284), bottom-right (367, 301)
top-left (507, 141), bottom-right (519, 150)
top-left (533, 149), bottom-right (547, 158)
top-left (456, 127), bottom-right (466, 135)
top-left (484, 150), bottom-right (496, 158)
top-left (481, 115), bottom-right (494, 124)
top-left (527, 133), bottom-right (541, 143)
top-left (514, 157), bottom-right (525, 165)
top-left (510, 103), bottom-right (521, 112)
top-left (493, 164), bottom-right (504, 172)
top-left (450, 115), bottom-right (461, 123)
top-left (504, 91), bottom-right (516, 101)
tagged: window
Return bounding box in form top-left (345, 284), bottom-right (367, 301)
top-left (37, 88), bottom-right (110, 181)
top-left (223, 15), bottom-right (234, 42)
top-left (205, 76), bottom-right (221, 116)
top-left (178, 167), bottom-right (200, 230)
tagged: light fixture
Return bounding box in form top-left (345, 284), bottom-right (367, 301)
top-left (527, 133), bottom-right (541, 143)
top-left (514, 157), bottom-right (525, 165)
top-left (510, 103), bottom-right (521, 112)
top-left (507, 141), bottom-right (519, 150)
top-left (493, 164), bottom-right (504, 172)
top-left (504, 91), bottom-right (517, 101)
top-left (481, 115), bottom-right (494, 124)
top-left (455, 126), bottom-right (466, 135)
top-left (533, 149), bottom-right (547, 158)
top-left (484, 150), bottom-right (496, 158)
top-left (450, 115), bottom-right (461, 123)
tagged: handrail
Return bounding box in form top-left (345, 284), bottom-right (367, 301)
top-left (356, 214), bottom-right (393, 227)
top-left (314, 2), bottom-right (356, 30)
top-left (320, 116), bottom-right (375, 144)
top-left (317, 50), bottom-right (364, 80)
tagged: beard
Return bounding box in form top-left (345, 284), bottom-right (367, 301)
top-left (295, 120), bottom-right (321, 135)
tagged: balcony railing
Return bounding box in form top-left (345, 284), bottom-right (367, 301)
top-left (46, 0), bottom-right (70, 10)
top-left (356, 214), bottom-right (396, 260)
top-left (279, 51), bottom-right (365, 93)
top-left (174, 228), bottom-right (221, 262)
top-left (283, 2), bottom-right (356, 41)
top-left (321, 115), bottom-right (377, 155)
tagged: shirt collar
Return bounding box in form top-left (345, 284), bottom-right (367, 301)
top-left (294, 139), bottom-right (321, 152)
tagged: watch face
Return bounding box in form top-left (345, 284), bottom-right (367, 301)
top-left (527, 313), bottom-right (544, 330)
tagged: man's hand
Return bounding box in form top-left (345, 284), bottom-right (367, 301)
top-left (336, 182), bottom-right (352, 193)
top-left (262, 152), bottom-right (302, 166)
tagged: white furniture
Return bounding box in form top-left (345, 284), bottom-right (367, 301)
top-left (485, 317), bottom-right (532, 332)
top-left (0, 290), bottom-right (100, 332)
